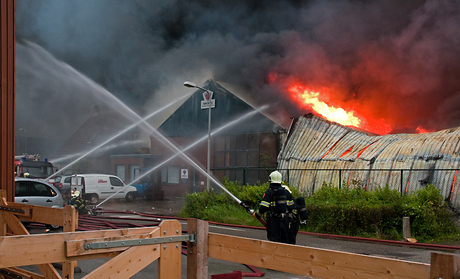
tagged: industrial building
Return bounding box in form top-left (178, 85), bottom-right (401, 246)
top-left (278, 113), bottom-right (460, 210)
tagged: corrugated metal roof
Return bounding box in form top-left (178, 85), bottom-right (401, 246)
top-left (278, 114), bottom-right (460, 209)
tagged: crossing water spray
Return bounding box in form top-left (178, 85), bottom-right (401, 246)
top-left (78, 80), bottom-right (244, 204)
top-left (45, 92), bottom-right (192, 181)
top-left (47, 58), bottom-right (262, 216)
top-left (51, 139), bottom-right (143, 164)
top-left (96, 105), bottom-right (269, 207)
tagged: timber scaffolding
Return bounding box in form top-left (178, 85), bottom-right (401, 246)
top-left (0, 199), bottom-right (459, 279)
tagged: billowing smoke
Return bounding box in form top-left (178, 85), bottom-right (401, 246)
top-left (15, 0), bottom-right (460, 151)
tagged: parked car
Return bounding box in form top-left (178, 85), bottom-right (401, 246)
top-left (53, 175), bottom-right (72, 199)
top-left (70, 174), bottom-right (138, 204)
top-left (14, 177), bottom-right (64, 229)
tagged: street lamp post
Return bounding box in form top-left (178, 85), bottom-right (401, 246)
top-left (184, 81), bottom-right (214, 191)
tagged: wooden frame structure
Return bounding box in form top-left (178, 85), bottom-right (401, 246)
top-left (0, 202), bottom-right (459, 279)
top-left (0, 0), bottom-right (16, 203)
top-left (0, 197), bottom-right (184, 279)
top-left (189, 219), bottom-right (460, 279)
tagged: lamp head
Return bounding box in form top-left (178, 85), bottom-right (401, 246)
top-left (183, 81), bottom-right (197, 88)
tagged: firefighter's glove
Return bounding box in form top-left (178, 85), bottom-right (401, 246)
top-left (300, 220), bottom-right (307, 225)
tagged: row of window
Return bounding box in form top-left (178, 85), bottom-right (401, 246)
top-left (114, 135), bottom-right (263, 185)
top-left (115, 164), bottom-right (181, 184)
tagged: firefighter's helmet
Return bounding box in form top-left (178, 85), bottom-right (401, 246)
top-left (23, 172), bottom-right (30, 178)
top-left (72, 191), bottom-right (81, 198)
top-left (269, 171), bottom-right (282, 184)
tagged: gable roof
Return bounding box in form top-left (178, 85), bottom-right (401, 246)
top-left (158, 79), bottom-right (286, 137)
top-left (53, 109), bottom-right (139, 162)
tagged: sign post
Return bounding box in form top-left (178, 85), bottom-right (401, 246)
top-left (201, 91), bottom-right (214, 191)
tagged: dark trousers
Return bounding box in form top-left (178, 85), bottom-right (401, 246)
top-left (266, 215), bottom-right (290, 244)
top-left (288, 220), bottom-right (299, 244)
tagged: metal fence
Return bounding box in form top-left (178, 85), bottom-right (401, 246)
top-left (212, 167), bottom-right (460, 197)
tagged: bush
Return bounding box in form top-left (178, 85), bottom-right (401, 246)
top-left (178, 181), bottom-right (460, 243)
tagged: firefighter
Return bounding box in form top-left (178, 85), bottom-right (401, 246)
top-left (69, 191), bottom-right (93, 215)
top-left (254, 171), bottom-right (295, 244)
top-left (282, 184), bottom-right (299, 245)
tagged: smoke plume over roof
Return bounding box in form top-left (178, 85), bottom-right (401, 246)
top-left (15, 0), bottom-right (460, 148)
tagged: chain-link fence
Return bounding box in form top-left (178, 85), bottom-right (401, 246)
top-left (212, 167), bottom-right (460, 197)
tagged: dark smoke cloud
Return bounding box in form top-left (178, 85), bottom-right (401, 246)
top-left (15, 0), bottom-right (460, 144)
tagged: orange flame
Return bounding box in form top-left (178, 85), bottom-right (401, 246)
top-left (416, 127), bottom-right (434, 134)
top-left (288, 84), bottom-right (392, 135)
top-left (289, 85), bottom-right (361, 127)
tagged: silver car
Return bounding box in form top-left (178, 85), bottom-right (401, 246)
top-left (53, 175), bottom-right (72, 199)
top-left (15, 177), bottom-right (64, 229)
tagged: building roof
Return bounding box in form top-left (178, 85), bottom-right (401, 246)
top-left (54, 79), bottom-right (287, 165)
top-left (278, 113), bottom-right (460, 210)
top-left (158, 80), bottom-right (286, 137)
top-left (53, 109), bottom-right (144, 163)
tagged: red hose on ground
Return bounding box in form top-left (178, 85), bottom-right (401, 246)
top-left (78, 211), bottom-right (460, 252)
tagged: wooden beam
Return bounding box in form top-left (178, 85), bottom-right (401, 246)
top-left (208, 233), bottom-right (430, 279)
top-left (0, 267), bottom-right (42, 279)
top-left (0, 199), bottom-right (32, 217)
top-left (0, 267), bottom-right (32, 279)
top-left (83, 229), bottom-right (160, 279)
top-left (187, 218), bottom-right (208, 279)
top-left (10, 203), bottom-right (64, 224)
top-left (158, 220), bottom-right (182, 279)
top-left (1, 211), bottom-right (28, 235)
top-left (1, 212), bottom-right (61, 279)
top-left (0, 226), bottom-right (162, 268)
top-left (430, 252), bottom-right (460, 279)
top-left (36, 264), bottom-right (60, 279)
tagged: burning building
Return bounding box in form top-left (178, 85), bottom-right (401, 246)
top-left (278, 113), bottom-right (460, 210)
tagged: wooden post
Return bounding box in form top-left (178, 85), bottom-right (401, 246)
top-left (0, 195), bottom-right (7, 235)
top-left (403, 216), bottom-right (411, 239)
top-left (62, 205), bottom-right (78, 279)
top-left (0, 190), bottom-right (6, 199)
top-left (158, 219), bottom-right (182, 279)
top-left (187, 218), bottom-right (209, 279)
top-left (0, 0), bottom-right (16, 203)
top-left (430, 252), bottom-right (460, 279)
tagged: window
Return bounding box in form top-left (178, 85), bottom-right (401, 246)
top-left (161, 166), bottom-right (179, 184)
top-left (15, 181), bottom-right (28, 196)
top-left (116, 165), bottom-right (125, 182)
top-left (214, 134), bottom-right (260, 168)
top-left (168, 166), bottom-right (179, 184)
top-left (130, 165), bottom-right (140, 183)
top-left (15, 181), bottom-right (57, 197)
top-left (213, 133), bottom-right (262, 184)
top-left (110, 177), bottom-right (124, 186)
top-left (31, 182), bottom-right (55, 197)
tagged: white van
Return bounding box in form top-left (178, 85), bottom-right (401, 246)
top-left (70, 174), bottom-right (138, 204)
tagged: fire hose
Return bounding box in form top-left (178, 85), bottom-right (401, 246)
top-left (240, 202), bottom-right (267, 227)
